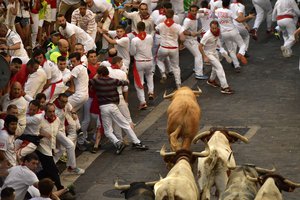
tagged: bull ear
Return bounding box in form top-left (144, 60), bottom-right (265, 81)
top-left (193, 131), bottom-right (211, 144)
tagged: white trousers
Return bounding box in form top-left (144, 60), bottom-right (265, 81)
top-left (54, 131), bottom-right (76, 168)
top-left (237, 26), bottom-right (250, 51)
top-left (277, 18), bottom-right (296, 50)
top-left (222, 29), bottom-right (246, 68)
top-left (252, 0), bottom-right (273, 30)
top-left (69, 94), bottom-right (88, 112)
top-left (153, 34), bottom-right (171, 73)
top-left (157, 47), bottom-right (181, 85)
top-left (184, 39), bottom-right (204, 76)
top-left (134, 61), bottom-right (154, 104)
top-left (206, 52), bottom-right (229, 88)
top-left (66, 113), bottom-right (80, 144)
top-left (100, 104), bottom-right (140, 146)
top-left (31, 12), bottom-right (39, 48)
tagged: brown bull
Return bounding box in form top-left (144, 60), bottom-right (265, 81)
top-left (164, 86), bottom-right (202, 151)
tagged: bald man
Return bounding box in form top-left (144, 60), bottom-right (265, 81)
top-left (45, 39), bottom-right (70, 64)
top-left (1, 82), bottom-right (28, 136)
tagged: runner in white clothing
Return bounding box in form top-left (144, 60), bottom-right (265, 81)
top-left (119, 3), bottom-right (155, 40)
top-left (183, 5), bottom-right (207, 80)
top-left (250, 0), bottom-right (273, 40)
top-left (130, 21), bottom-right (154, 110)
top-left (57, 14), bottom-right (96, 53)
top-left (199, 20), bottom-right (234, 95)
top-left (155, 9), bottom-right (185, 89)
top-left (272, 0), bottom-right (300, 57)
top-left (100, 26), bottom-right (131, 72)
top-left (85, 0), bottom-right (115, 52)
top-left (230, 0), bottom-right (251, 55)
top-left (215, 0), bottom-right (254, 72)
top-left (33, 49), bottom-right (66, 103)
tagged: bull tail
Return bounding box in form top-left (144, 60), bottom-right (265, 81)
top-left (169, 125), bottom-right (182, 151)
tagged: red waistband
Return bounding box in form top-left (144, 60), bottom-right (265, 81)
top-left (277, 15), bottom-right (294, 20)
top-left (161, 46), bottom-right (178, 49)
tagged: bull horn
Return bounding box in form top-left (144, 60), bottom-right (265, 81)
top-left (145, 181), bottom-right (159, 186)
top-left (228, 131), bottom-right (249, 143)
top-left (160, 144), bottom-right (176, 157)
top-left (193, 131), bottom-right (211, 144)
top-left (255, 166), bottom-right (276, 174)
top-left (193, 87), bottom-right (202, 96)
top-left (246, 175), bottom-right (259, 182)
top-left (163, 91), bottom-right (175, 99)
top-left (114, 179), bottom-right (130, 190)
top-left (192, 142), bottom-right (210, 157)
top-left (284, 179), bottom-right (300, 188)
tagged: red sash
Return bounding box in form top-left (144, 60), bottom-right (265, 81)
top-left (133, 60), bottom-right (144, 89)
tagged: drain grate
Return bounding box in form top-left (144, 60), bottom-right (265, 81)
top-left (103, 189), bottom-right (123, 198)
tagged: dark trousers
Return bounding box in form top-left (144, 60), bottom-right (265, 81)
top-left (36, 150), bottom-right (64, 190)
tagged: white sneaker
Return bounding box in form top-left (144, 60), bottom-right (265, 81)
top-left (221, 52), bottom-right (232, 63)
top-left (67, 167), bottom-right (85, 175)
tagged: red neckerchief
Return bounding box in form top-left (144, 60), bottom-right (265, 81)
top-left (0, 113), bottom-right (6, 120)
top-left (54, 99), bottom-right (64, 110)
top-left (115, 34), bottom-right (127, 39)
top-left (164, 18), bottom-right (174, 27)
top-left (187, 13), bottom-right (196, 20)
top-left (140, 13), bottom-right (150, 20)
top-left (137, 31), bottom-right (147, 40)
top-left (211, 28), bottom-right (220, 37)
top-left (44, 115), bottom-right (57, 123)
top-left (107, 57), bottom-right (113, 64)
top-left (61, 52), bottom-right (67, 57)
top-left (159, 8), bottom-right (165, 15)
top-left (111, 64), bottom-right (120, 69)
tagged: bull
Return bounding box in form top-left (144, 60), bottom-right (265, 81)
top-left (221, 164), bottom-right (276, 200)
top-left (193, 127), bottom-right (249, 200)
top-left (163, 86), bottom-right (202, 151)
top-left (114, 180), bottom-right (157, 200)
top-left (247, 173), bottom-right (300, 200)
top-left (154, 144), bottom-right (210, 200)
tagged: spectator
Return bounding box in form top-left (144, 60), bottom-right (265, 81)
top-left (0, 187), bottom-right (15, 200)
top-left (45, 39), bottom-right (69, 64)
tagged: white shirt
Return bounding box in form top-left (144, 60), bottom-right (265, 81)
top-left (59, 22), bottom-right (94, 48)
top-left (71, 64), bottom-right (89, 97)
top-left (130, 34), bottom-right (153, 60)
top-left (1, 94), bottom-right (28, 129)
top-left (182, 17), bottom-right (198, 40)
top-left (215, 8), bottom-right (238, 32)
top-left (200, 30), bottom-right (220, 54)
top-left (88, 0), bottom-right (112, 13)
top-left (230, 2), bottom-right (246, 29)
top-left (2, 165), bottom-right (39, 200)
top-left (61, 68), bottom-right (71, 84)
top-left (123, 11), bottom-right (154, 35)
top-left (272, 0), bottom-right (300, 21)
top-left (198, 8), bottom-right (214, 33)
top-left (6, 29), bottom-right (28, 58)
top-left (210, 0), bottom-right (223, 12)
top-left (37, 117), bottom-right (61, 156)
top-left (23, 113), bottom-right (43, 136)
top-left (155, 20), bottom-right (184, 47)
top-left (24, 68), bottom-right (47, 101)
top-left (62, 0), bottom-right (80, 6)
top-left (108, 31), bottom-right (130, 63)
top-left (42, 60), bottom-right (63, 83)
top-left (0, 129), bottom-right (16, 166)
top-left (107, 67), bottom-right (128, 94)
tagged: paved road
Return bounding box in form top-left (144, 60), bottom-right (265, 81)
top-left (61, 11), bottom-right (300, 200)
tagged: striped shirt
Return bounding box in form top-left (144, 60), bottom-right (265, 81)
top-left (89, 76), bottom-right (128, 106)
top-left (71, 8), bottom-right (97, 38)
